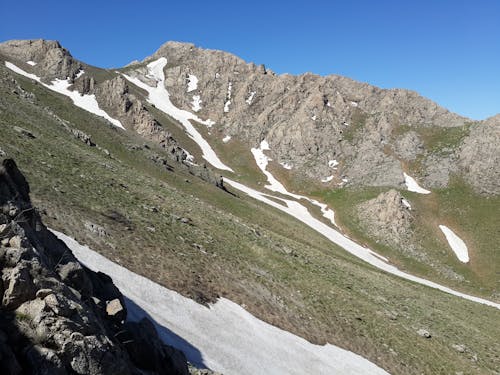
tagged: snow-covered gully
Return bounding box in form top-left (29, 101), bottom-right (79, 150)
top-left (52, 230), bottom-right (389, 375)
top-left (128, 57), bottom-right (499, 310)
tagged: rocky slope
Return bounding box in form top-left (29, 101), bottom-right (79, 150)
top-left (1, 39), bottom-right (498, 195)
top-left (0, 158), bottom-right (190, 374)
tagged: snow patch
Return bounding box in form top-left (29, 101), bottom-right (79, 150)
top-left (311, 115), bottom-right (317, 121)
top-left (404, 173), bottom-right (431, 194)
top-left (187, 74), bottom-right (198, 92)
top-left (246, 91), bottom-right (256, 105)
top-left (224, 100), bottom-right (231, 113)
top-left (222, 135), bottom-right (231, 143)
top-left (401, 198), bottom-right (412, 210)
top-left (350, 101), bottom-right (358, 107)
top-left (5, 62), bottom-right (124, 129)
top-left (26, 60), bottom-right (37, 66)
top-left (53, 230), bottom-right (389, 375)
top-left (122, 58), bottom-right (231, 171)
top-left (191, 95), bottom-right (202, 112)
top-left (280, 162), bottom-right (293, 170)
top-left (328, 159), bottom-right (339, 168)
top-left (326, 101), bottom-right (331, 107)
top-left (321, 175), bottom-right (334, 183)
top-left (439, 225), bottom-right (469, 263)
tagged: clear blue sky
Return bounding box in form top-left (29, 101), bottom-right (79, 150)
top-left (1, 0), bottom-right (499, 120)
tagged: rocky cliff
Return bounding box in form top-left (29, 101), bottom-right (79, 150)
top-left (0, 158), bottom-right (190, 374)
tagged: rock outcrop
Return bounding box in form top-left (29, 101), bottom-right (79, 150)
top-left (0, 39), bottom-right (81, 82)
top-left (356, 189), bottom-right (413, 246)
top-left (0, 158), bottom-right (190, 374)
top-left (458, 115), bottom-right (500, 195)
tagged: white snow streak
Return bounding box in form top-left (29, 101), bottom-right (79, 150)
top-left (224, 82), bottom-right (232, 112)
top-left (404, 173), bottom-right (431, 194)
top-left (246, 91), bottom-right (256, 105)
top-left (53, 230), bottom-right (389, 375)
top-left (251, 141), bottom-right (336, 226)
top-left (321, 175), bottom-right (334, 183)
top-left (187, 74), bottom-right (198, 92)
top-left (26, 60), bottom-right (37, 66)
top-left (191, 95), bottom-right (202, 112)
top-left (222, 135), bottom-right (231, 143)
top-left (439, 225), bottom-right (470, 263)
top-left (122, 58), bottom-right (231, 171)
top-left (5, 62), bottom-right (124, 129)
top-left (224, 178), bottom-right (500, 309)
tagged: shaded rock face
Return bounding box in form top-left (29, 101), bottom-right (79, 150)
top-left (0, 159), bottom-right (189, 375)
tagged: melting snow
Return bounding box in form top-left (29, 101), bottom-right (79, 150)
top-left (251, 141), bottom-right (336, 226)
top-left (187, 74), bottom-right (198, 92)
top-left (53, 230), bottom-right (389, 375)
top-left (26, 60), bottom-right (37, 66)
top-left (401, 198), bottom-right (412, 210)
top-left (122, 58), bottom-right (231, 171)
top-left (224, 82), bottom-right (232, 112)
top-left (321, 175), bottom-right (334, 183)
top-left (439, 225), bottom-right (470, 263)
top-left (5, 62), bottom-right (124, 129)
top-left (328, 160), bottom-right (339, 168)
top-left (404, 173), bottom-right (431, 194)
top-left (280, 162), bottom-right (293, 170)
top-left (246, 91), bottom-right (256, 105)
top-left (191, 95), bottom-right (202, 112)
top-left (222, 135), bottom-right (231, 143)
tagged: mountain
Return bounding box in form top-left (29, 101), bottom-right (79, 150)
top-left (0, 39), bottom-right (499, 374)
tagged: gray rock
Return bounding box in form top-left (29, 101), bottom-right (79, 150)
top-left (13, 125), bottom-right (36, 139)
top-left (2, 262), bottom-right (36, 309)
top-left (452, 344), bottom-right (466, 353)
top-left (458, 115), bottom-right (500, 195)
top-left (417, 329), bottom-right (431, 338)
top-left (393, 131), bottom-right (424, 161)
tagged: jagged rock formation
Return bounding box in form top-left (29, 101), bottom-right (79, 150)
top-left (0, 159), bottom-right (190, 374)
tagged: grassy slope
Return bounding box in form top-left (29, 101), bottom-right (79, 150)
top-left (1, 63), bottom-right (500, 374)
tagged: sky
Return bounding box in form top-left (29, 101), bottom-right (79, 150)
top-left (1, 0), bottom-right (498, 120)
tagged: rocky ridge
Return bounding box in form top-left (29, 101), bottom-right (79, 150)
top-left (0, 40), bottom-right (225, 190)
top-left (0, 158), bottom-right (191, 374)
top-left (1, 39), bottom-right (499, 194)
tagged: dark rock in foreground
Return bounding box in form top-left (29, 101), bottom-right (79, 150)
top-left (0, 158), bottom-right (190, 374)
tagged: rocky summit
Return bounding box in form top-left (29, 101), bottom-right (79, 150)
top-left (0, 38), bottom-right (498, 375)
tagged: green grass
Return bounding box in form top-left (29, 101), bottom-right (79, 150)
top-left (1, 62), bottom-right (500, 374)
